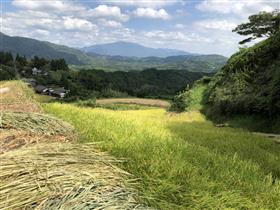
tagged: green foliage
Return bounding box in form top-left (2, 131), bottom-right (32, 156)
top-left (233, 10), bottom-right (280, 44)
top-left (15, 54), bottom-right (27, 67)
top-left (44, 104), bottom-right (280, 209)
top-left (206, 31), bottom-right (280, 118)
top-left (169, 88), bottom-right (188, 112)
top-left (170, 77), bottom-right (211, 112)
top-left (31, 56), bottom-right (48, 68)
top-left (76, 98), bottom-right (96, 108)
top-left (50, 59), bottom-right (69, 71)
top-left (0, 32), bottom-right (227, 72)
top-left (0, 52), bottom-right (14, 66)
top-left (0, 65), bottom-right (17, 80)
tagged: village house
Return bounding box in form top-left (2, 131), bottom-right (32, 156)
top-left (34, 85), bottom-right (49, 94)
top-left (22, 78), bottom-right (37, 87)
top-left (32, 67), bottom-right (42, 75)
top-left (49, 87), bottom-right (70, 98)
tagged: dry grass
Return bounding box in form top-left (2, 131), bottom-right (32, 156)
top-left (0, 82), bottom-right (145, 209)
top-left (0, 112), bottom-right (75, 152)
top-left (0, 129), bottom-right (69, 154)
top-left (0, 81), bottom-right (42, 113)
top-left (1, 112), bottom-right (75, 136)
top-left (0, 143), bottom-right (146, 210)
top-left (97, 98), bottom-right (170, 108)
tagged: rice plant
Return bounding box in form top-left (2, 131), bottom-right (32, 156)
top-left (45, 103), bottom-right (280, 209)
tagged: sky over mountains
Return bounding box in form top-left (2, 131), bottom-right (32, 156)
top-left (2, 0), bottom-right (279, 56)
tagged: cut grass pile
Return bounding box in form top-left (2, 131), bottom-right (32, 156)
top-left (0, 81), bottom-right (42, 113)
top-left (45, 103), bottom-right (280, 209)
top-left (0, 143), bottom-right (145, 210)
top-left (1, 112), bottom-right (74, 136)
top-left (0, 81), bottom-right (145, 209)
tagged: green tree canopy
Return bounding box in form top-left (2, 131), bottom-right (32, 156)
top-left (233, 10), bottom-right (280, 44)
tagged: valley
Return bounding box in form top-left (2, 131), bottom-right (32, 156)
top-left (0, 6), bottom-right (279, 210)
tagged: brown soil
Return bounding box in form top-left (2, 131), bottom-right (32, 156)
top-left (97, 98), bottom-right (170, 108)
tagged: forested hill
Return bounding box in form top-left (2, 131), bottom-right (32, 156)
top-left (0, 33), bottom-right (226, 72)
top-left (205, 31), bottom-right (280, 117)
top-left (0, 32), bottom-right (94, 66)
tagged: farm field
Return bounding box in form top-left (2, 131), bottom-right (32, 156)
top-left (96, 98), bottom-right (170, 108)
top-left (45, 103), bottom-right (280, 209)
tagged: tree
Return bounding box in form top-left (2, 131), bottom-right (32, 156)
top-left (50, 59), bottom-right (69, 71)
top-left (15, 54), bottom-right (27, 66)
top-left (31, 56), bottom-right (48, 68)
top-left (233, 10), bottom-right (280, 44)
top-left (0, 52), bottom-right (14, 66)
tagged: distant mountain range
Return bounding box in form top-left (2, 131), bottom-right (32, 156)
top-left (0, 33), bottom-right (227, 73)
top-left (82, 41), bottom-right (196, 58)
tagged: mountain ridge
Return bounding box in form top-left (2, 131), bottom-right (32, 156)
top-left (0, 33), bottom-right (227, 72)
top-left (82, 41), bottom-right (196, 58)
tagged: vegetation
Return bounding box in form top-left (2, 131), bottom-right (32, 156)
top-left (45, 103), bottom-right (280, 209)
top-left (1, 53), bottom-right (210, 99)
top-left (233, 10), bottom-right (280, 44)
top-left (205, 30), bottom-right (280, 118)
top-left (0, 32), bottom-right (227, 72)
top-left (0, 81), bottom-right (144, 209)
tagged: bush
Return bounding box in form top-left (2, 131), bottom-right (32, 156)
top-left (169, 91), bottom-right (187, 112)
top-left (76, 98), bottom-right (96, 108)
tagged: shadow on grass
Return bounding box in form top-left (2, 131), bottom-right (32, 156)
top-left (166, 120), bottom-right (280, 179)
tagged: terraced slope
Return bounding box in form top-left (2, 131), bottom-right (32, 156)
top-left (45, 103), bottom-right (280, 209)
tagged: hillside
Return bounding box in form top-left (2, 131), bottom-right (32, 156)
top-left (82, 41), bottom-right (194, 57)
top-left (45, 97), bottom-right (280, 209)
top-left (205, 31), bottom-right (280, 117)
top-left (0, 32), bottom-right (94, 66)
top-left (0, 33), bottom-right (227, 72)
top-left (87, 54), bottom-right (227, 73)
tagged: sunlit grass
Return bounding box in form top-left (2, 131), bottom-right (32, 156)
top-left (44, 103), bottom-right (280, 209)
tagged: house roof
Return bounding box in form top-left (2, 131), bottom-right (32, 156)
top-left (22, 78), bottom-right (36, 83)
top-left (52, 87), bottom-right (69, 93)
top-left (34, 85), bottom-right (48, 92)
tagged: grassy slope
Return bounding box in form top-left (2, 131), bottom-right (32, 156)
top-left (206, 31), bottom-right (280, 117)
top-left (44, 103), bottom-right (280, 209)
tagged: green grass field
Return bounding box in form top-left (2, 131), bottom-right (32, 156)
top-left (44, 103), bottom-right (280, 209)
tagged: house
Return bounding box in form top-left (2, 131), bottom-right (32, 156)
top-left (22, 78), bottom-right (37, 87)
top-left (32, 67), bottom-right (42, 75)
top-left (50, 87), bottom-right (70, 98)
top-left (34, 85), bottom-right (49, 94)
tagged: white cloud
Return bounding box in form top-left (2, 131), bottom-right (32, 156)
top-left (63, 17), bottom-right (97, 31)
top-left (98, 19), bottom-right (123, 28)
top-left (98, 0), bottom-right (182, 8)
top-left (133, 8), bottom-right (170, 20)
top-left (88, 5), bottom-right (129, 21)
top-left (143, 30), bottom-right (212, 43)
top-left (12, 0), bottom-right (85, 13)
top-left (196, 0), bottom-right (277, 17)
top-left (175, 24), bottom-right (184, 29)
top-left (194, 19), bottom-right (237, 31)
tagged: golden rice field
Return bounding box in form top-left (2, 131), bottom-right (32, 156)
top-left (44, 103), bottom-right (280, 209)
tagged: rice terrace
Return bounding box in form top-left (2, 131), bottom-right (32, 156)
top-left (1, 1), bottom-right (280, 209)
top-left (0, 79), bottom-right (279, 209)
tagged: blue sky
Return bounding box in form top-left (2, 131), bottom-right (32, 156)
top-left (1, 0), bottom-right (279, 56)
